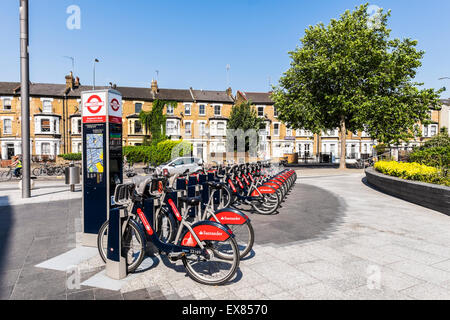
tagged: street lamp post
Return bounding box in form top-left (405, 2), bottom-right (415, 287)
top-left (20, 0), bottom-right (30, 198)
top-left (93, 58), bottom-right (99, 89)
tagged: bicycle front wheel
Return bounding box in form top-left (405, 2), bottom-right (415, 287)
top-left (182, 237), bottom-right (239, 286)
top-left (97, 219), bottom-right (146, 273)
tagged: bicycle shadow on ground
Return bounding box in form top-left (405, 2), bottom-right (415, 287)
top-left (240, 249), bottom-right (256, 261)
top-left (132, 255), bottom-right (160, 274)
top-left (231, 203), bottom-right (281, 216)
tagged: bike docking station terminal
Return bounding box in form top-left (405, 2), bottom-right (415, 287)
top-left (81, 89), bottom-right (126, 280)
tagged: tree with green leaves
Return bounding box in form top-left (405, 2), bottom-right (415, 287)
top-left (271, 3), bottom-right (443, 169)
top-left (227, 101), bottom-right (265, 153)
top-left (139, 99), bottom-right (176, 146)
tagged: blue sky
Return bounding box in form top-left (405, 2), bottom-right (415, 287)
top-left (0, 0), bottom-right (449, 97)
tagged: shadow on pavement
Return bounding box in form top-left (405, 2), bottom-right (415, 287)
top-left (0, 196), bottom-right (13, 298)
top-left (250, 183), bottom-right (347, 246)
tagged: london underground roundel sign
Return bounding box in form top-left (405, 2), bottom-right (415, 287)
top-left (86, 95), bottom-right (104, 114)
top-left (82, 90), bottom-right (121, 124)
top-left (110, 98), bottom-right (120, 112)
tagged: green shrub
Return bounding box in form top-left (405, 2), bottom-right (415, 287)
top-left (123, 140), bottom-right (193, 165)
top-left (58, 153), bottom-right (82, 161)
top-left (409, 146), bottom-right (450, 169)
top-left (153, 140), bottom-right (193, 165)
top-left (123, 146), bottom-right (155, 165)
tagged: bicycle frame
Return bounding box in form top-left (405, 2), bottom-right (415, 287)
top-left (134, 198), bottom-right (234, 258)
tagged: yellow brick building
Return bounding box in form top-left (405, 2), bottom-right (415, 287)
top-left (0, 73), bottom-right (447, 165)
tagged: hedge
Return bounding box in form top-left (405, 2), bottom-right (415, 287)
top-left (123, 140), bottom-right (193, 165)
top-left (58, 153), bottom-right (82, 161)
top-left (123, 146), bottom-right (155, 165)
top-left (409, 146), bottom-right (450, 169)
top-left (374, 161), bottom-right (449, 187)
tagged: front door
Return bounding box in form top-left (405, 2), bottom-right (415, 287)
top-left (7, 144), bottom-right (15, 160)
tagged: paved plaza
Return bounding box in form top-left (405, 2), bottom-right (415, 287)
top-left (1, 170), bottom-right (450, 300)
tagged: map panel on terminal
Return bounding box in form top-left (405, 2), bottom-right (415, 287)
top-left (86, 134), bottom-right (104, 173)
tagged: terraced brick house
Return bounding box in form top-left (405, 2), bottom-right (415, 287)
top-left (0, 73), bottom-right (447, 165)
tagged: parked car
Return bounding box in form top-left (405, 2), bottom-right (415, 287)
top-left (157, 157), bottom-right (203, 176)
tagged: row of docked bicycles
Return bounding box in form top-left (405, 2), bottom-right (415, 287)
top-left (97, 162), bottom-right (296, 285)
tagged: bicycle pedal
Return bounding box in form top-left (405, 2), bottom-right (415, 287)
top-left (168, 252), bottom-right (185, 262)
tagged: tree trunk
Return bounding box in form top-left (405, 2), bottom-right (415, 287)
top-left (339, 115), bottom-right (346, 169)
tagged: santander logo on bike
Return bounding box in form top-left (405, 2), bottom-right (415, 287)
top-left (220, 216), bottom-right (241, 221)
top-left (199, 230), bottom-right (224, 237)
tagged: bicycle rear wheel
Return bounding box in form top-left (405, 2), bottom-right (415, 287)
top-left (182, 237), bottom-right (239, 286)
top-left (97, 219), bottom-right (146, 273)
top-left (2, 171), bottom-right (12, 181)
top-left (251, 191), bottom-right (280, 215)
top-left (215, 221), bottom-right (254, 260)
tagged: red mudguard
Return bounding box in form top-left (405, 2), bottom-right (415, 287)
top-left (251, 185), bottom-right (276, 197)
top-left (181, 221), bottom-right (233, 247)
top-left (209, 208), bottom-right (249, 225)
top-left (264, 182), bottom-right (280, 190)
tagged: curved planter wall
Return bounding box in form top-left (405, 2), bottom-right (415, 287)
top-left (365, 167), bottom-right (450, 216)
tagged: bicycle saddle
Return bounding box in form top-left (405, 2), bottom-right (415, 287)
top-left (132, 176), bottom-right (153, 195)
top-left (178, 196), bottom-right (202, 206)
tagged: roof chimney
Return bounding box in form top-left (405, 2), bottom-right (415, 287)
top-left (226, 87), bottom-right (232, 97)
top-left (151, 79), bottom-right (158, 94)
top-left (65, 72), bottom-right (74, 90)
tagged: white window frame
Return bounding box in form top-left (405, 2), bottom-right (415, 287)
top-left (213, 104), bottom-right (222, 116)
top-left (3, 118), bottom-right (13, 134)
top-left (272, 142), bottom-right (283, 157)
top-left (166, 119), bottom-right (179, 135)
top-left (199, 104), bottom-right (206, 116)
top-left (273, 123), bottom-right (280, 136)
top-left (273, 106), bottom-right (278, 117)
top-left (133, 119), bottom-right (143, 134)
top-left (41, 142), bottom-right (51, 155)
top-left (197, 120), bottom-right (207, 137)
top-left (134, 102), bottom-right (143, 114)
top-left (430, 124), bottom-right (438, 137)
top-left (184, 103), bottom-right (192, 116)
top-left (1, 97), bottom-right (12, 111)
top-left (217, 121), bottom-right (226, 136)
top-left (423, 124), bottom-right (438, 137)
top-left (286, 127), bottom-right (293, 137)
top-left (41, 98), bottom-right (53, 113)
top-left (184, 120), bottom-right (192, 136)
top-left (166, 104), bottom-right (175, 115)
top-left (257, 105), bottom-right (265, 118)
